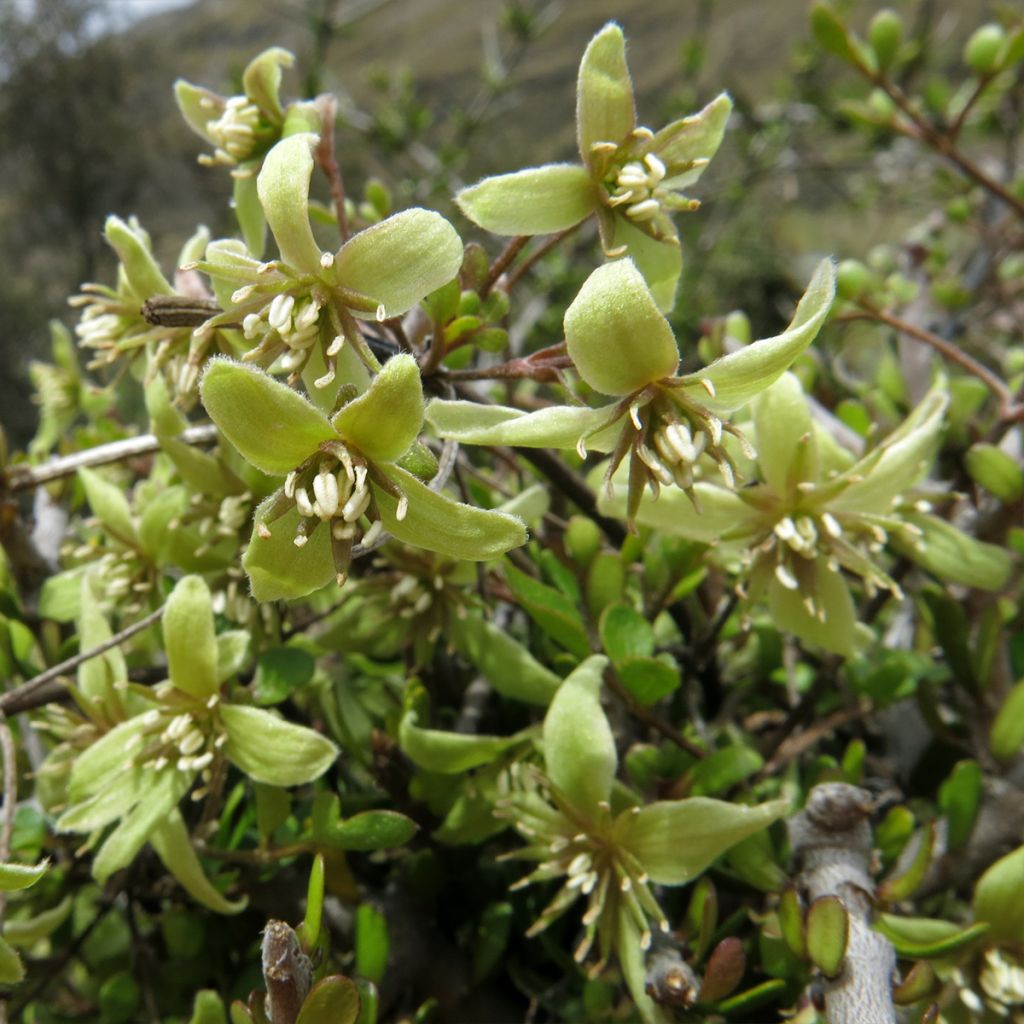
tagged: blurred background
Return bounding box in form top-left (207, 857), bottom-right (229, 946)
top-left (0, 0), bottom-right (995, 445)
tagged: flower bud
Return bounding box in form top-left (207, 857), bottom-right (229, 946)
top-left (964, 24), bottom-right (1006, 75)
top-left (836, 259), bottom-right (873, 300)
top-left (869, 9), bottom-right (903, 71)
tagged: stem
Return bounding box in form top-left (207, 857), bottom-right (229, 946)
top-left (5, 426), bottom-right (218, 494)
top-left (0, 715), bottom-right (17, 926)
top-left (314, 94), bottom-right (350, 243)
top-left (839, 308), bottom-right (1014, 412)
top-left (604, 667), bottom-right (706, 760)
top-left (480, 235), bottom-right (530, 296)
top-left (505, 223), bottom-right (584, 292)
top-left (0, 605), bottom-right (165, 715)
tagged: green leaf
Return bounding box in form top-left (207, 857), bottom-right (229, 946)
top-left (326, 811), bottom-right (418, 851)
top-left (873, 914), bottom-right (989, 958)
top-left (333, 209), bottom-right (464, 318)
top-left (296, 976), bottom-right (361, 1024)
top-left (938, 760), bottom-right (982, 851)
top-left (0, 860), bottom-right (48, 892)
top-left (201, 359), bottom-right (337, 476)
top-left (565, 259), bottom-right (679, 396)
top-left (965, 442), bottom-right (1024, 501)
top-left (164, 575), bottom-right (219, 700)
top-left (778, 887), bottom-right (805, 957)
top-left (2, 895), bottom-right (73, 947)
top-left (896, 513), bottom-right (1011, 591)
top-left (650, 92), bottom-right (732, 176)
top-left (991, 675), bottom-right (1024, 759)
top-left (622, 797), bottom-right (788, 884)
top-left (806, 896), bottom-right (848, 977)
top-left (220, 704), bottom-right (337, 786)
top-left (425, 399), bottom-right (614, 450)
top-left (355, 904), bottom-right (389, 986)
top-left (332, 353), bottom-right (423, 462)
top-left (376, 466), bottom-right (527, 562)
top-left (504, 562), bottom-right (591, 658)
top-left (399, 711), bottom-right (523, 773)
top-left (301, 853), bottom-right (325, 947)
top-left (973, 843), bottom-right (1024, 944)
top-left (150, 811), bottom-right (247, 914)
top-left (455, 164), bottom-right (594, 236)
top-left (93, 768), bottom-right (193, 882)
top-left (257, 133), bottom-right (323, 274)
top-left (104, 215), bottom-right (172, 298)
top-left (0, 934), bottom-right (24, 985)
top-left (59, 765), bottom-right (151, 833)
top-left (543, 655), bottom-right (615, 812)
top-left (687, 746), bottom-right (763, 797)
top-left (810, 3), bottom-right (862, 66)
top-left (252, 647), bottom-right (315, 705)
top-left (617, 657), bottom-right (680, 706)
top-left (576, 23), bottom-right (636, 166)
top-left (682, 258), bottom-right (835, 414)
top-left (78, 466), bottom-right (137, 546)
top-left (189, 990), bottom-right (228, 1024)
top-left (242, 47), bottom-right (294, 122)
top-left (243, 500), bottom-right (335, 602)
top-left (607, 219), bottom-right (683, 313)
top-left (450, 615), bottom-right (560, 706)
top-left (752, 373), bottom-right (815, 495)
top-left (77, 575), bottom-right (124, 707)
top-left (599, 603), bottom-right (655, 663)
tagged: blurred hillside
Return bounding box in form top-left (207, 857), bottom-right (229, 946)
top-left (0, 0), bottom-right (991, 444)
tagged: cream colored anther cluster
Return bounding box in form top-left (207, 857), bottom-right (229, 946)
top-left (200, 95), bottom-right (262, 166)
top-left (608, 151), bottom-right (668, 223)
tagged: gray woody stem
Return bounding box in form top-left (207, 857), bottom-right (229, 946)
top-left (788, 783), bottom-right (897, 1024)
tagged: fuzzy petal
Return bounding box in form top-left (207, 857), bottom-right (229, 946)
top-left (243, 500), bottom-right (335, 602)
top-left (163, 575), bottom-right (219, 700)
top-left (257, 133), bottom-right (323, 274)
top-left (752, 372), bottom-right (817, 495)
top-left (576, 23), bottom-right (636, 166)
top-left (608, 219), bottom-right (682, 313)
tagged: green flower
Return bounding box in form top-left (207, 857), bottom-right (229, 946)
top-left (200, 355), bottom-right (527, 601)
top-left (427, 258), bottom-right (835, 522)
top-left (192, 133), bottom-right (464, 402)
top-left (600, 373), bottom-right (1011, 656)
top-left (500, 657), bottom-right (787, 1022)
top-left (455, 23), bottom-right (732, 309)
top-left (56, 575), bottom-right (337, 909)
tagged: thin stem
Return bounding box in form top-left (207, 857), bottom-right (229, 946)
top-left (505, 223), bottom-right (584, 292)
top-left (839, 308), bottom-right (1014, 413)
top-left (0, 605), bottom-right (165, 715)
top-left (481, 235), bottom-right (530, 296)
top-left (5, 425), bottom-right (218, 494)
top-left (948, 72), bottom-right (996, 142)
top-left (0, 715), bottom-right (17, 924)
top-left (314, 94), bottom-right (350, 243)
top-left (604, 667), bottom-right (706, 760)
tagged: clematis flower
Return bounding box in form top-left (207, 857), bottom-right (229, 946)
top-left (191, 133), bottom-right (464, 403)
top-left (55, 575), bottom-right (338, 908)
top-left (426, 257), bottom-right (835, 522)
top-left (200, 354), bottom-right (527, 601)
top-left (599, 373), bottom-right (1011, 656)
top-left (500, 656), bottom-right (787, 1023)
top-left (455, 23), bottom-right (732, 309)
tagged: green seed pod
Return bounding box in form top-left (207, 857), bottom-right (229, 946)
top-left (868, 87), bottom-right (896, 120)
top-left (836, 259), bottom-right (872, 300)
top-left (869, 9), bottom-right (903, 70)
top-left (964, 24), bottom-right (1006, 75)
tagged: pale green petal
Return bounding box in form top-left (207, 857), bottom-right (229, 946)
top-left (681, 258), bottom-right (836, 414)
top-left (242, 47), bottom-right (294, 122)
top-left (543, 656), bottom-right (614, 812)
top-left (233, 170), bottom-right (266, 259)
top-left (150, 811), bottom-right (247, 914)
top-left (617, 912), bottom-right (671, 1024)
top-left (576, 23), bottom-right (636, 165)
top-left (973, 844), bottom-right (1024, 945)
top-left (376, 466), bottom-right (527, 561)
top-left (105, 215), bottom-right (172, 298)
top-left (0, 860), bottom-right (48, 892)
top-left (752, 372), bottom-right (816, 495)
top-left (622, 797), bottom-right (788, 884)
top-left (220, 704), bottom-right (338, 786)
top-left (243, 500), bottom-right (335, 602)
top-left (201, 359), bottom-right (337, 476)
top-left (599, 478), bottom-right (759, 543)
top-left (896, 513), bottom-right (1011, 591)
top-left (93, 768), bottom-right (193, 882)
top-left (78, 466), bottom-right (137, 547)
top-left (58, 767), bottom-right (150, 833)
top-left (649, 92), bottom-right (732, 182)
top-left (831, 386), bottom-right (947, 515)
top-left (455, 164), bottom-right (595, 236)
top-left (608, 219), bottom-right (682, 313)
top-left (77, 574), bottom-right (124, 708)
top-left (332, 353), bottom-right (422, 462)
top-left (425, 398), bottom-right (614, 449)
top-left (399, 712), bottom-right (523, 773)
top-left (333, 209), bottom-right (464, 318)
top-left (257, 133), bottom-right (323, 274)
top-left (565, 259), bottom-right (679, 396)
top-left (164, 576), bottom-right (219, 700)
top-left (67, 717), bottom-right (152, 804)
top-left (174, 80), bottom-right (221, 144)
top-left (768, 556), bottom-right (860, 656)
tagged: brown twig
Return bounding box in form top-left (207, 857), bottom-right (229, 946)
top-left (314, 94), bottom-right (349, 243)
top-left (505, 223), bottom-right (584, 292)
top-left (0, 605), bottom-right (165, 716)
top-left (5, 426), bottom-right (219, 494)
top-left (839, 307), bottom-right (1015, 414)
top-left (0, 715), bottom-right (17, 925)
top-left (480, 235), bottom-right (530, 297)
top-left (604, 667), bottom-right (706, 760)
